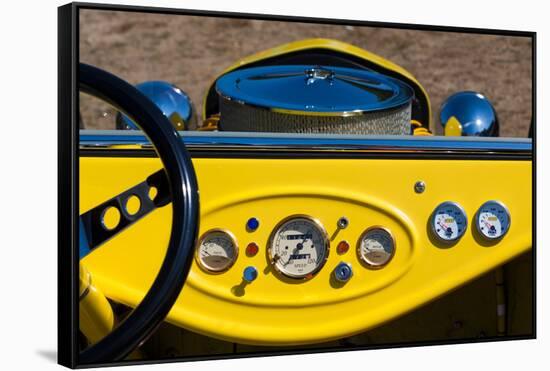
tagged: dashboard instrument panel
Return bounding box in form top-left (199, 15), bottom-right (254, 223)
top-left (80, 154), bottom-right (531, 345)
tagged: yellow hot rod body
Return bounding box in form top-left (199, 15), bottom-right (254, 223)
top-left (80, 148), bottom-right (532, 346)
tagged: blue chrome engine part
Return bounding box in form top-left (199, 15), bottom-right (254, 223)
top-left (216, 65), bottom-right (413, 113)
top-left (116, 81), bottom-right (196, 131)
top-left (215, 65), bottom-right (414, 135)
top-left (439, 91), bottom-right (499, 137)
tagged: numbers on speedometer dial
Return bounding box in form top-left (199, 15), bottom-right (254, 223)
top-left (431, 202), bottom-right (468, 242)
top-left (196, 229), bottom-right (238, 273)
top-left (475, 200), bottom-right (511, 240)
top-left (268, 215), bottom-right (329, 279)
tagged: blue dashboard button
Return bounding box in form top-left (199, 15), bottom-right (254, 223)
top-left (246, 217), bottom-right (260, 231)
top-left (243, 266), bottom-right (258, 283)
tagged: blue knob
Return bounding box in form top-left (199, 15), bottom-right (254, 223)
top-left (334, 262), bottom-right (353, 283)
top-left (246, 217), bottom-right (260, 231)
top-left (243, 266), bottom-right (258, 283)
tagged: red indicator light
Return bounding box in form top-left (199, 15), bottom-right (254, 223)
top-left (337, 241), bottom-right (350, 255)
top-left (246, 242), bottom-right (259, 256)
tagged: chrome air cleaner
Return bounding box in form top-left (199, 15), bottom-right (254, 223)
top-left (215, 65), bottom-right (414, 134)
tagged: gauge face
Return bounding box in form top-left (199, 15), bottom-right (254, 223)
top-left (196, 229), bottom-right (238, 272)
top-left (357, 227), bottom-right (395, 268)
top-left (431, 202), bottom-right (468, 242)
top-left (268, 216), bottom-right (329, 279)
top-left (475, 201), bottom-right (511, 240)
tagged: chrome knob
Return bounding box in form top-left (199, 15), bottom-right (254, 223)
top-left (333, 262), bottom-right (353, 283)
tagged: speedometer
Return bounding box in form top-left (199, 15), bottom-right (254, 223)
top-left (268, 215), bottom-right (329, 279)
top-left (475, 200), bottom-right (511, 240)
top-left (431, 201), bottom-right (468, 242)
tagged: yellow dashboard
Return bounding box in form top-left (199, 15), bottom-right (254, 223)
top-left (80, 145), bottom-right (531, 345)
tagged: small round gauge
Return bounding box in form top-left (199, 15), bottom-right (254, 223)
top-left (475, 201), bottom-right (511, 240)
top-left (357, 227), bottom-right (396, 268)
top-left (431, 202), bottom-right (468, 242)
top-left (268, 215), bottom-right (329, 279)
top-left (196, 229), bottom-right (238, 273)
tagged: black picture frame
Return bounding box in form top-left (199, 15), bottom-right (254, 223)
top-left (58, 2), bottom-right (536, 368)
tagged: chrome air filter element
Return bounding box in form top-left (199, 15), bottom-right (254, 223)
top-left (215, 65), bottom-right (414, 134)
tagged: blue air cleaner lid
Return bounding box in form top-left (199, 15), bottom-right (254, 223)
top-left (215, 65), bottom-right (414, 114)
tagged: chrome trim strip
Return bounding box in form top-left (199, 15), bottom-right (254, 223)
top-left (217, 92), bottom-right (412, 118)
top-left (79, 130), bottom-right (532, 156)
top-left (220, 94), bottom-right (376, 117)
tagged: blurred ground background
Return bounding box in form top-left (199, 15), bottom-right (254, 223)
top-left (80, 9), bottom-right (532, 137)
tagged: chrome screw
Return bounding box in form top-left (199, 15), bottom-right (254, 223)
top-left (337, 216), bottom-right (350, 229)
top-left (414, 181), bottom-right (426, 194)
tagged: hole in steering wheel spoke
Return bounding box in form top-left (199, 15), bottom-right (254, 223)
top-left (125, 194), bottom-right (141, 216)
top-left (101, 206), bottom-right (121, 230)
top-left (148, 186), bottom-right (158, 201)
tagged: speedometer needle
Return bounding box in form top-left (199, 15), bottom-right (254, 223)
top-left (283, 250), bottom-right (297, 266)
top-left (283, 245), bottom-right (301, 266)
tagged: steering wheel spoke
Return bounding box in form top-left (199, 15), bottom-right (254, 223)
top-left (79, 169), bottom-right (171, 259)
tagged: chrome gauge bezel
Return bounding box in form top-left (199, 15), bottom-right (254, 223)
top-left (195, 228), bottom-right (239, 273)
top-left (356, 226), bottom-right (396, 269)
top-left (267, 214), bottom-right (330, 280)
top-left (475, 200), bottom-right (511, 241)
top-left (430, 201), bottom-right (468, 243)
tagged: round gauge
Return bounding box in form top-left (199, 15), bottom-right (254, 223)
top-left (431, 202), bottom-right (468, 242)
top-left (357, 227), bottom-right (396, 268)
top-left (196, 229), bottom-right (238, 273)
top-left (268, 215), bottom-right (329, 279)
top-left (475, 201), bottom-right (511, 240)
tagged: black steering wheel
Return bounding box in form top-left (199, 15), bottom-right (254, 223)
top-left (79, 63), bottom-right (199, 364)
